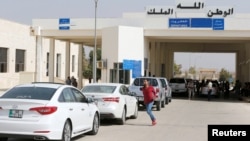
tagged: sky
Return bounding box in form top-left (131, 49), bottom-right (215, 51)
top-left (0, 0), bottom-right (246, 72)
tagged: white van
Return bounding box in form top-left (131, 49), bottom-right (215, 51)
top-left (169, 78), bottom-right (188, 95)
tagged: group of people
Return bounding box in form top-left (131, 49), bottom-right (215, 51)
top-left (65, 76), bottom-right (78, 88)
top-left (187, 78), bottom-right (245, 100)
top-left (187, 79), bottom-right (213, 100)
top-left (241, 82), bottom-right (250, 97)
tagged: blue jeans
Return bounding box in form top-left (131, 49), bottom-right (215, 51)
top-left (145, 101), bottom-right (156, 121)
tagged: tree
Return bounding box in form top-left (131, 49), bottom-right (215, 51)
top-left (219, 68), bottom-right (232, 82)
top-left (189, 66), bottom-right (196, 75)
top-left (83, 48), bottom-right (102, 83)
top-left (173, 62), bottom-right (182, 76)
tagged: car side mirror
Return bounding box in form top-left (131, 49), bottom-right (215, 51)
top-left (86, 97), bottom-right (95, 103)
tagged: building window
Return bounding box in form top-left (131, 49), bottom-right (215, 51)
top-left (0, 47), bottom-right (8, 73)
top-left (72, 55), bottom-right (75, 72)
top-left (46, 52), bottom-right (49, 76)
top-left (15, 49), bottom-right (25, 72)
top-left (56, 53), bottom-right (61, 77)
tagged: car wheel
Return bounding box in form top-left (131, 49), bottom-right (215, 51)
top-left (161, 98), bottom-right (165, 108)
top-left (165, 97), bottom-right (169, 105)
top-left (62, 120), bottom-right (72, 141)
top-left (0, 137), bottom-right (8, 141)
top-left (118, 108), bottom-right (126, 125)
top-left (87, 112), bottom-right (100, 135)
top-left (131, 103), bottom-right (138, 119)
top-left (156, 101), bottom-right (161, 111)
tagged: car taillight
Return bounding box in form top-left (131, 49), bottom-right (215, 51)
top-left (29, 106), bottom-right (57, 115)
top-left (154, 88), bottom-right (159, 97)
top-left (103, 97), bottom-right (120, 103)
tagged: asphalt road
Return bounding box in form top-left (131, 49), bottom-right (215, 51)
top-left (6, 96), bottom-right (250, 141)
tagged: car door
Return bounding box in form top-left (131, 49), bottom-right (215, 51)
top-left (71, 89), bottom-right (92, 130)
top-left (60, 88), bottom-right (89, 133)
top-left (120, 85), bottom-right (134, 116)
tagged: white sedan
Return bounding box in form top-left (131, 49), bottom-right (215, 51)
top-left (81, 83), bottom-right (138, 125)
top-left (0, 83), bottom-right (100, 141)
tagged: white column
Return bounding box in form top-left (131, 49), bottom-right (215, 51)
top-left (155, 42), bottom-right (161, 76)
top-left (49, 39), bottom-right (55, 82)
top-left (65, 41), bottom-right (70, 80)
top-left (246, 44), bottom-right (250, 81)
top-left (35, 35), bottom-right (42, 82)
top-left (78, 44), bottom-right (83, 89)
top-left (150, 41), bottom-right (156, 76)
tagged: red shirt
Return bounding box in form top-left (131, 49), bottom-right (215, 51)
top-left (141, 86), bottom-right (156, 104)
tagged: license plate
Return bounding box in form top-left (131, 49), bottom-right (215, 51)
top-left (138, 97), bottom-right (144, 101)
top-left (9, 109), bottom-right (23, 118)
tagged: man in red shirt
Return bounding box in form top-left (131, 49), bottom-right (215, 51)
top-left (141, 79), bottom-right (157, 126)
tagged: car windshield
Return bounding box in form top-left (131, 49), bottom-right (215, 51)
top-left (82, 85), bottom-right (116, 93)
top-left (170, 78), bottom-right (185, 83)
top-left (0, 87), bottom-right (56, 100)
top-left (133, 78), bottom-right (158, 86)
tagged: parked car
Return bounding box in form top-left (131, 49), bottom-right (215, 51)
top-left (169, 78), bottom-right (188, 95)
top-left (0, 82), bottom-right (100, 141)
top-left (81, 83), bottom-right (138, 125)
top-left (158, 77), bottom-right (172, 104)
top-left (129, 77), bottom-right (166, 111)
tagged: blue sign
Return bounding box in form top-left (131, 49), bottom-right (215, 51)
top-left (132, 60), bottom-right (141, 78)
top-left (59, 18), bottom-right (70, 24)
top-left (59, 26), bottom-right (70, 30)
top-left (59, 18), bottom-right (70, 30)
top-left (122, 59), bottom-right (142, 78)
top-left (169, 18), bottom-right (190, 28)
top-left (123, 60), bottom-right (134, 70)
top-left (191, 18), bottom-right (212, 28)
top-left (213, 19), bottom-right (224, 30)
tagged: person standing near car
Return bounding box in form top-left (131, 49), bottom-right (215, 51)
top-left (140, 79), bottom-right (157, 126)
top-left (207, 80), bottom-right (213, 101)
top-left (187, 79), bottom-right (195, 100)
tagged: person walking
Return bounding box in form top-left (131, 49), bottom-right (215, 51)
top-left (140, 79), bottom-right (157, 126)
top-left (207, 80), bottom-right (213, 101)
top-left (187, 79), bottom-right (195, 100)
top-left (232, 80), bottom-right (242, 100)
top-left (224, 81), bottom-right (230, 99)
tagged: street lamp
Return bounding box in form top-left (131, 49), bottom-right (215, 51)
top-left (93, 0), bottom-right (98, 83)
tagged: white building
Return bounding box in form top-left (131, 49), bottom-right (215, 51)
top-left (0, 19), bottom-right (80, 89)
top-left (1, 1), bottom-right (250, 89)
